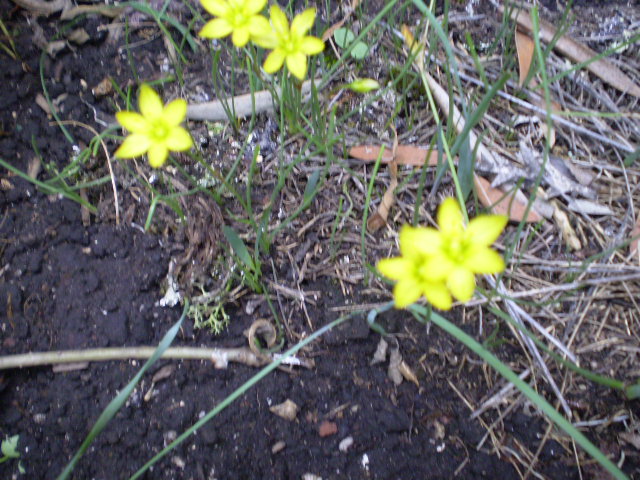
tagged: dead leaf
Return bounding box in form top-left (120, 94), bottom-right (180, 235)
top-left (566, 199), bottom-right (613, 216)
top-left (620, 432), bottom-right (640, 450)
top-left (515, 29), bottom-right (535, 86)
top-left (551, 200), bottom-right (581, 250)
top-left (562, 158), bottom-right (595, 186)
top-left (0, 178), bottom-right (13, 191)
top-left (349, 144), bottom-right (442, 166)
top-left (27, 156), bottom-right (41, 179)
top-left (398, 361), bottom-right (419, 387)
top-left (388, 347), bottom-right (403, 386)
top-left (630, 215), bottom-right (640, 265)
top-left (370, 337), bottom-right (388, 365)
top-left (323, 18), bottom-right (346, 42)
top-left (519, 144), bottom-right (595, 199)
top-left (92, 77), bottom-right (113, 98)
top-left (66, 28), bottom-right (90, 45)
top-left (502, 5), bottom-right (640, 98)
top-left (151, 364), bottom-right (175, 383)
top-left (474, 174), bottom-right (543, 222)
top-left (35, 93), bottom-right (54, 116)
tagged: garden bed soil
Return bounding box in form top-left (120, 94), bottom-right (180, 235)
top-left (1, 0), bottom-right (639, 479)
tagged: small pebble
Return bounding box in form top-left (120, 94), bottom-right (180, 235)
top-left (302, 474), bottom-right (322, 480)
top-left (338, 436), bottom-right (353, 452)
top-left (271, 440), bottom-right (286, 454)
top-left (318, 421), bottom-right (337, 437)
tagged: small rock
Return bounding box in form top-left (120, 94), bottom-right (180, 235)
top-left (338, 436), bottom-right (353, 452)
top-left (270, 399), bottom-right (299, 421)
top-left (271, 440), bottom-right (286, 454)
top-left (318, 421), bottom-right (337, 437)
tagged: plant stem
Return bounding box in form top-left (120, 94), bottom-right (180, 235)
top-left (1, 347), bottom-right (233, 369)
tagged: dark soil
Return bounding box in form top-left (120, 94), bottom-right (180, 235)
top-left (0, 1), bottom-right (637, 479)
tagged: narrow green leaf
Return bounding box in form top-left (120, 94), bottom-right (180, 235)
top-left (223, 225), bottom-right (255, 271)
top-left (303, 169), bottom-right (321, 204)
top-left (623, 147), bottom-right (639, 167)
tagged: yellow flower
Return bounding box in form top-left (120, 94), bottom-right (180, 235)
top-left (420, 198), bottom-right (507, 303)
top-left (257, 5), bottom-right (325, 80)
top-left (115, 85), bottom-right (193, 169)
top-left (377, 226), bottom-right (454, 310)
top-left (199, 0), bottom-right (271, 48)
top-left (377, 198), bottom-right (507, 310)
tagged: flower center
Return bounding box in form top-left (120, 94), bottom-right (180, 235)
top-left (150, 121), bottom-right (169, 141)
top-left (444, 235), bottom-right (465, 263)
top-left (232, 10), bottom-right (246, 27)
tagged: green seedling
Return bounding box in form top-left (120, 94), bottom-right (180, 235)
top-left (0, 19), bottom-right (19, 60)
top-left (333, 27), bottom-right (369, 60)
top-left (1, 434), bottom-right (24, 473)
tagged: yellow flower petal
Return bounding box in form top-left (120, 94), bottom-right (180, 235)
top-left (438, 197), bottom-right (464, 236)
top-left (290, 8), bottom-right (316, 37)
top-left (147, 143), bottom-right (169, 168)
top-left (393, 279), bottom-right (422, 308)
top-left (377, 257), bottom-right (413, 281)
top-left (423, 282), bottom-right (452, 310)
top-left (231, 26), bottom-right (251, 47)
top-left (400, 225), bottom-right (441, 257)
top-left (447, 267), bottom-right (475, 302)
top-left (116, 111), bottom-right (149, 133)
top-left (165, 127), bottom-right (193, 151)
top-left (248, 15), bottom-right (272, 39)
top-left (244, 0), bottom-right (266, 14)
top-left (199, 18), bottom-right (233, 39)
top-left (463, 247), bottom-right (505, 274)
top-left (286, 51), bottom-right (307, 79)
top-left (199, 0), bottom-right (230, 17)
top-left (161, 99), bottom-right (187, 126)
top-left (466, 214), bottom-right (508, 247)
top-left (138, 84), bottom-right (163, 119)
top-left (269, 5), bottom-right (289, 36)
top-left (263, 49), bottom-right (286, 73)
top-left (300, 36), bottom-right (325, 55)
top-left (114, 133), bottom-right (151, 158)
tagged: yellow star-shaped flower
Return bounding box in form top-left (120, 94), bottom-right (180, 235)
top-left (377, 198), bottom-right (507, 310)
top-left (115, 85), bottom-right (193, 169)
top-left (421, 197), bottom-right (507, 303)
top-left (377, 226), bottom-right (454, 310)
top-left (257, 5), bottom-right (325, 80)
top-left (198, 0), bottom-right (271, 47)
